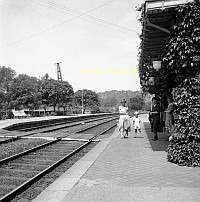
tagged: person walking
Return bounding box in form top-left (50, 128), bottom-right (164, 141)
top-left (118, 99), bottom-right (129, 139)
top-left (133, 111), bottom-right (142, 138)
top-left (150, 97), bottom-right (160, 141)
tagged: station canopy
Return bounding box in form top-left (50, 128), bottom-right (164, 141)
top-left (141, 0), bottom-right (194, 61)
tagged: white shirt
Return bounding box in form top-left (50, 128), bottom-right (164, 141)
top-left (133, 117), bottom-right (141, 125)
top-left (119, 106), bottom-right (128, 114)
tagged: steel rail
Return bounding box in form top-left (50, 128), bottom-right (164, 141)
top-left (18, 119), bottom-right (75, 131)
top-left (38, 115), bottom-right (118, 133)
top-left (18, 115), bottom-right (116, 132)
top-left (0, 115), bottom-right (117, 144)
top-left (15, 114), bottom-right (116, 132)
top-left (75, 117), bottom-right (118, 133)
top-left (0, 137), bottom-right (19, 145)
top-left (0, 139), bottom-right (59, 165)
top-left (0, 122), bottom-right (117, 202)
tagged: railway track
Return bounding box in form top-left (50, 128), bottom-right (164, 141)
top-left (0, 116), bottom-right (118, 161)
top-left (4, 114), bottom-right (117, 132)
top-left (0, 116), bottom-right (117, 201)
top-left (0, 115), bottom-right (118, 144)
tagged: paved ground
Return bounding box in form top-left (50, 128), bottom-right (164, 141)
top-left (32, 114), bottom-right (200, 202)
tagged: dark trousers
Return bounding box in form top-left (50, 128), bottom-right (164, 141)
top-left (152, 115), bottom-right (159, 139)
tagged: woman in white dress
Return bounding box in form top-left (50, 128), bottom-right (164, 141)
top-left (118, 99), bottom-right (129, 138)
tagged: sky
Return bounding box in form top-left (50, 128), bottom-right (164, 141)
top-left (0, 0), bottom-right (144, 93)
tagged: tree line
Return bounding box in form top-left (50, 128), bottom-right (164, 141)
top-left (0, 66), bottom-right (148, 118)
top-left (0, 66), bottom-right (100, 115)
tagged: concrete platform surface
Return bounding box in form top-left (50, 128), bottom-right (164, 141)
top-left (0, 116), bottom-right (73, 129)
top-left (32, 114), bottom-right (200, 202)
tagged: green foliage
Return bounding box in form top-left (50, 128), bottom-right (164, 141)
top-left (128, 95), bottom-right (145, 111)
top-left (166, 77), bottom-right (200, 167)
top-left (98, 90), bottom-right (141, 105)
top-left (167, 141), bottom-right (200, 167)
top-left (39, 77), bottom-right (74, 111)
top-left (0, 66), bottom-right (74, 113)
top-left (100, 96), bottom-right (118, 108)
top-left (74, 90), bottom-right (100, 111)
top-left (0, 66), bottom-right (16, 110)
top-left (138, 2), bottom-right (200, 95)
top-left (8, 74), bottom-right (39, 109)
top-left (90, 106), bottom-right (101, 114)
top-left (0, 66), bottom-right (16, 86)
top-left (163, 2), bottom-right (200, 90)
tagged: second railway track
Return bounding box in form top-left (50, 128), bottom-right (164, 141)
top-left (0, 114), bottom-right (118, 144)
top-left (0, 116), bottom-right (118, 161)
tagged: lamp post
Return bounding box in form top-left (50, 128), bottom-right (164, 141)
top-left (153, 61), bottom-right (161, 71)
top-left (152, 60), bottom-right (163, 132)
top-left (152, 60), bottom-right (162, 97)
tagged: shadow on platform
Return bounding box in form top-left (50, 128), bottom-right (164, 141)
top-left (143, 122), bottom-right (169, 152)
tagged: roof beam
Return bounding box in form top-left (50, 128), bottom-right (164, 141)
top-left (146, 18), bottom-right (170, 33)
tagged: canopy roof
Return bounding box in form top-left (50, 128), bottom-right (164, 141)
top-left (141, 0), bottom-right (194, 61)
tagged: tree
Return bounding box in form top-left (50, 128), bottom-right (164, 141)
top-left (128, 95), bottom-right (145, 111)
top-left (39, 75), bottom-right (74, 112)
top-left (0, 66), bottom-right (16, 110)
top-left (7, 74), bottom-right (39, 109)
top-left (56, 81), bottom-right (74, 113)
top-left (74, 90), bottom-right (100, 112)
top-left (99, 97), bottom-right (118, 109)
top-left (0, 66), bottom-right (16, 89)
top-left (104, 97), bottom-right (118, 108)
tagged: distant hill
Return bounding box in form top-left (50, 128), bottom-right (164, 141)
top-left (98, 90), bottom-right (141, 105)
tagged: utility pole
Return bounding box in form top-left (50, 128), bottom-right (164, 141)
top-left (81, 89), bottom-right (84, 114)
top-left (55, 62), bottom-right (63, 82)
top-left (54, 62), bottom-right (62, 113)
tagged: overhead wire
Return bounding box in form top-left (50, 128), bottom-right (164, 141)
top-left (0, 1), bottom-right (118, 42)
top-left (0, 2), bottom-right (42, 16)
top-left (30, 0), bottom-right (137, 34)
top-left (27, 0), bottom-right (136, 42)
top-left (27, 0), bottom-right (126, 36)
top-left (26, 0), bottom-right (139, 48)
top-left (0, 0), bottom-right (117, 48)
top-left (0, 1), bottom-right (66, 21)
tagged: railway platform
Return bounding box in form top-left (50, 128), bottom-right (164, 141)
top-left (32, 114), bottom-right (200, 202)
top-left (0, 113), bottom-right (113, 131)
top-left (0, 116), bottom-right (72, 130)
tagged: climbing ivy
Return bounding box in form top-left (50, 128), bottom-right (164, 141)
top-left (167, 77), bottom-right (200, 167)
top-left (138, 2), bottom-right (200, 95)
top-left (162, 2), bottom-right (200, 90)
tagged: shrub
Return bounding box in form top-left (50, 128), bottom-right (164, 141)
top-left (166, 77), bottom-right (200, 166)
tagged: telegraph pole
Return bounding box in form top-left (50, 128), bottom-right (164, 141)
top-left (54, 62), bottom-right (62, 113)
top-left (55, 62), bottom-right (63, 82)
top-left (82, 89), bottom-right (84, 114)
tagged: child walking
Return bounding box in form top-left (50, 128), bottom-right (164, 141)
top-left (133, 112), bottom-right (142, 138)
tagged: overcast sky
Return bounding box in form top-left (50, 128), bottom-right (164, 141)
top-left (0, 0), bottom-right (144, 92)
